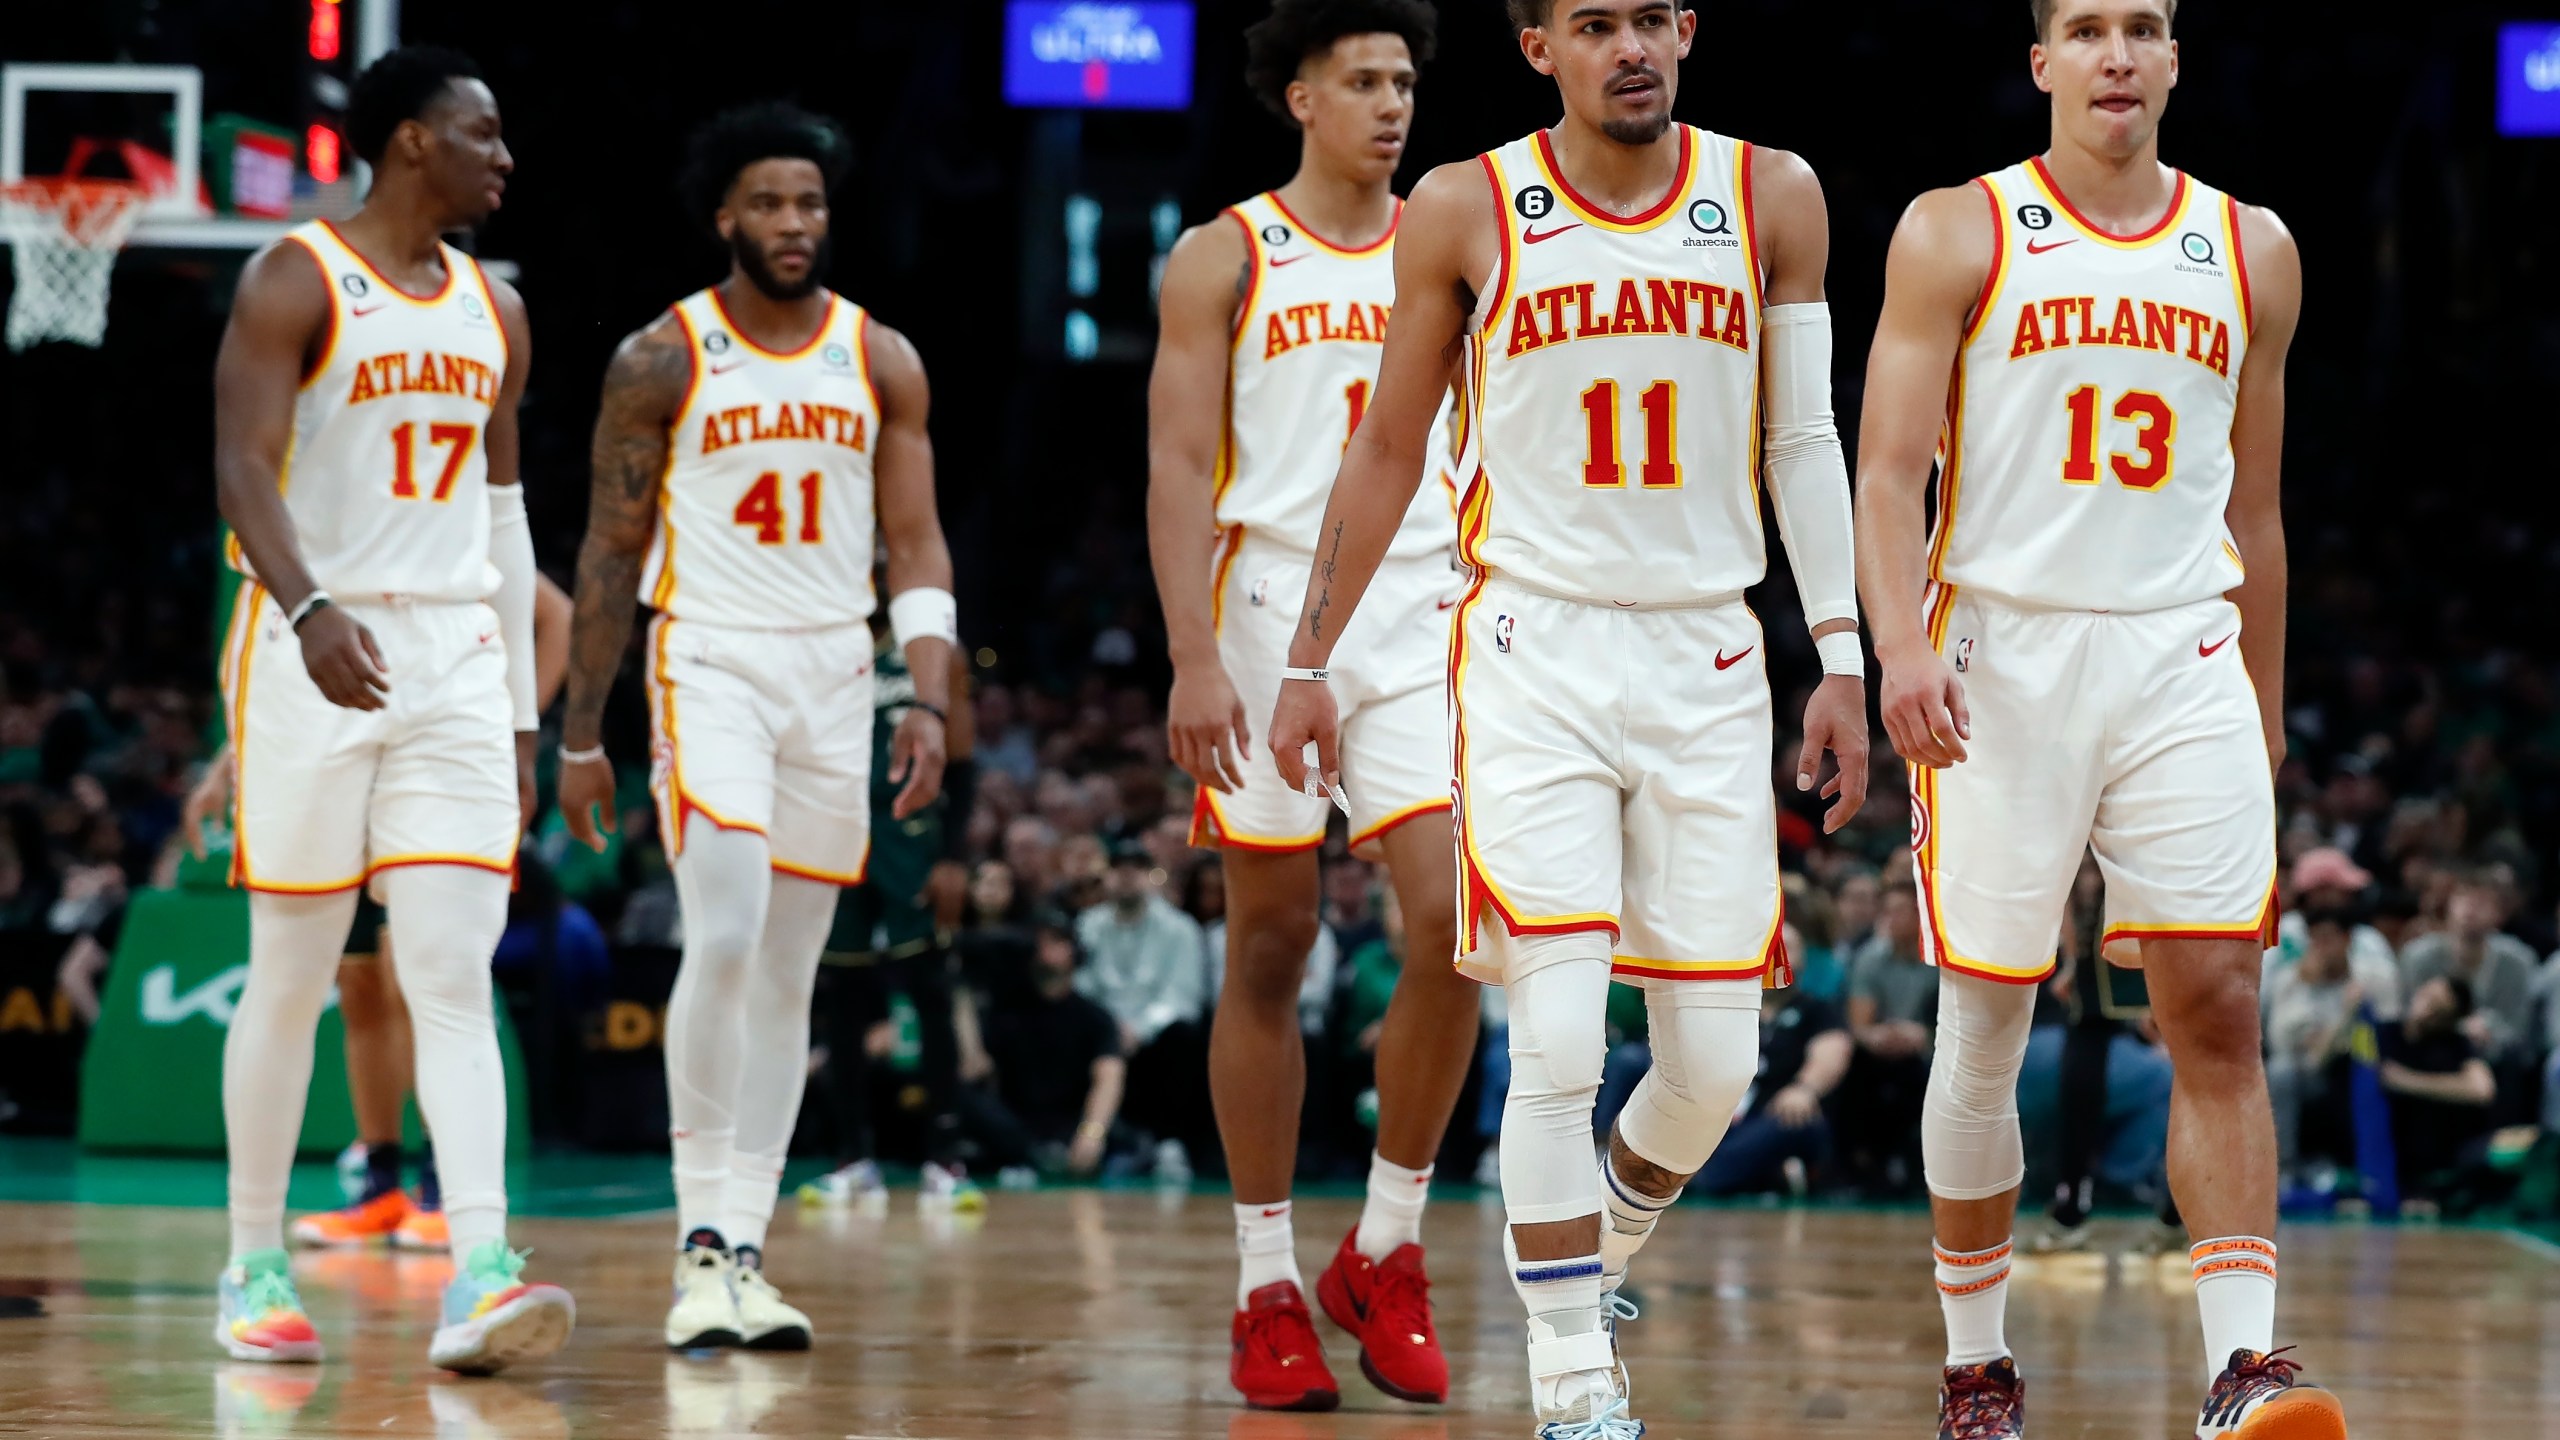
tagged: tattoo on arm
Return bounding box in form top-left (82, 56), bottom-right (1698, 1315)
top-left (1308, 521), bottom-right (1343, 641)
top-left (564, 322), bottom-right (689, 742)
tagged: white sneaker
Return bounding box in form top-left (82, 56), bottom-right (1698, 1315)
top-left (797, 1160), bottom-right (888, 1215)
top-left (918, 1161), bottom-right (985, 1213)
top-left (732, 1264), bottom-right (811, 1351)
top-left (664, 1245), bottom-right (742, 1350)
top-left (1153, 1139), bottom-right (1191, 1185)
top-left (1600, 1285), bottom-right (1638, 1404)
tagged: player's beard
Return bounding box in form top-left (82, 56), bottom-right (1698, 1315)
top-left (1598, 65), bottom-right (1674, 146)
top-left (735, 230), bottom-right (831, 301)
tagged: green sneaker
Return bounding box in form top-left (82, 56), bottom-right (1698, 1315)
top-left (428, 1240), bottom-right (574, 1375)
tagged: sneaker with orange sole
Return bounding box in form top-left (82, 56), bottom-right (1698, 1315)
top-left (290, 1189), bottom-right (412, 1248)
top-left (394, 1205), bottom-right (449, 1252)
top-left (1314, 1228), bottom-right (1447, 1403)
top-left (1231, 1281), bottom-right (1339, 1412)
top-left (2195, 1348), bottom-right (2348, 1439)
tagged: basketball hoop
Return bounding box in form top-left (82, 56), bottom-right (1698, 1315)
top-left (0, 177), bottom-right (146, 350)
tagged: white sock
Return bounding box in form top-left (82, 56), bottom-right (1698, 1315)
top-left (1934, 1238), bottom-right (2013, 1366)
top-left (665, 821), bottom-right (774, 1243)
top-left (1235, 1199), bottom-right (1302, 1306)
top-left (720, 872), bottom-right (837, 1256)
top-left (1507, 1232), bottom-right (1613, 1417)
top-left (2190, 1236), bottom-right (2278, 1381)
top-left (381, 864), bottom-right (513, 1259)
top-left (226, 890), bottom-right (363, 1260)
top-left (1598, 1150), bottom-right (1678, 1287)
top-left (1354, 1153), bottom-right (1432, 1261)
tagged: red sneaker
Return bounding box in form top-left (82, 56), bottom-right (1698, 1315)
top-left (1231, 1281), bottom-right (1340, 1412)
top-left (1314, 1228), bottom-right (1448, 1404)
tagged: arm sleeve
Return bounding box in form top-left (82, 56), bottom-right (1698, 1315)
top-left (1760, 303), bottom-right (1858, 631)
top-left (486, 484), bottom-right (540, 730)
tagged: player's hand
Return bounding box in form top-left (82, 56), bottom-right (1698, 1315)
top-left (514, 731), bottom-right (539, 834)
top-left (1167, 660), bottom-right (1251, 793)
top-left (1877, 641), bottom-right (1970, 768)
top-left (888, 707), bottom-right (948, 820)
top-left (1266, 677), bottom-right (1342, 805)
top-left (181, 753), bottom-right (235, 860)
top-left (1769, 1083), bottom-right (1822, 1129)
top-left (1797, 673), bottom-right (1870, 833)
top-left (559, 750), bottom-right (617, 852)
top-left (298, 604), bottom-right (390, 711)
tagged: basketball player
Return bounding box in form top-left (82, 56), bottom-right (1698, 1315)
top-left (1268, 2), bottom-right (1867, 1431)
top-left (209, 46), bottom-right (573, 1372)
top-left (1855, 4), bottom-right (2339, 1436)
top-left (1147, 0), bottom-right (1477, 1410)
top-left (558, 101), bottom-right (955, 1353)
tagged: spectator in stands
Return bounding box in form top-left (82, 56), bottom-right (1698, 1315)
top-left (1831, 866), bottom-right (1881, 959)
top-left (1838, 875), bottom-right (1934, 1191)
top-left (2269, 846), bottom-right (2404, 1020)
top-left (2398, 868), bottom-right (2537, 1066)
top-left (1075, 841), bottom-right (1207, 1171)
top-left (973, 683), bottom-right (1040, 786)
top-left (1782, 874), bottom-right (1845, 1003)
top-left (1323, 853), bottom-right (1382, 960)
top-left (1696, 929), bottom-right (1850, 1196)
top-left (2263, 904), bottom-right (2365, 1182)
top-left (962, 915), bottom-right (1127, 1177)
top-left (2380, 974), bottom-right (2497, 1203)
top-left (1003, 816), bottom-right (1060, 906)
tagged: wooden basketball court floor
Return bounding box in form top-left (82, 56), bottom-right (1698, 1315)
top-left (3, 1162), bottom-right (2556, 1437)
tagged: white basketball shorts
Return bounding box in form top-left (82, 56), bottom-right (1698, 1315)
top-left (1909, 585), bottom-right (2278, 985)
top-left (221, 588), bottom-right (518, 893)
top-left (1450, 577), bottom-right (1783, 988)
top-left (1190, 533), bottom-right (1457, 858)
top-left (645, 615), bottom-right (875, 884)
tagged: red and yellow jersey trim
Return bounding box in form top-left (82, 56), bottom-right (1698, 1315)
top-left (705, 287), bottom-right (838, 362)
top-left (1205, 525), bottom-right (1244, 633)
top-left (280, 234), bottom-right (338, 390)
top-left (1186, 784), bottom-right (1324, 854)
top-left (368, 852), bottom-right (517, 882)
top-left (316, 220), bottom-right (460, 305)
top-left (1530, 125), bottom-right (1694, 235)
top-left (2023, 158), bottom-right (2192, 251)
top-left (1348, 798), bottom-right (1452, 854)
top-left (1961, 176), bottom-right (2011, 350)
top-left (1476, 153), bottom-right (1517, 337)
top-left (1265, 191), bottom-right (1400, 258)
top-left (775, 853), bottom-right (869, 886)
top-left (2222, 193), bottom-right (2255, 336)
top-left (1224, 206), bottom-right (1265, 349)
top-left (643, 305), bottom-right (706, 612)
top-left (643, 614), bottom-right (770, 858)
top-left (854, 305), bottom-right (883, 421)
top-left (1926, 357), bottom-right (1971, 582)
top-left (2101, 877), bottom-right (2279, 951)
top-left (1909, 583), bottom-right (2053, 985)
top-left (467, 256), bottom-right (510, 380)
top-left (1734, 140), bottom-right (1764, 309)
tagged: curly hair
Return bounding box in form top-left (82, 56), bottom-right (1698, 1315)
top-left (676, 101), bottom-right (852, 232)
top-left (347, 46), bottom-right (482, 168)
top-left (1242, 0), bottom-right (1438, 124)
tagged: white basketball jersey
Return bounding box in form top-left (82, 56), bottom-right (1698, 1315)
top-left (230, 220), bottom-right (509, 601)
top-left (1464, 126), bottom-right (1767, 607)
top-left (639, 289), bottom-right (880, 629)
top-left (1218, 192), bottom-right (1454, 559)
top-left (1931, 160), bottom-right (2255, 613)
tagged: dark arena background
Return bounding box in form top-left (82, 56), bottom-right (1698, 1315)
top-left (1, 3), bottom-right (2557, 1437)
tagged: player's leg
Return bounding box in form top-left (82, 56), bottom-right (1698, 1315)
top-left (2089, 599), bottom-right (2339, 1436)
top-left (373, 601), bottom-right (572, 1374)
top-left (663, 817), bottom-right (774, 1344)
top-left (1913, 594), bottom-right (2105, 1436)
top-left (291, 901), bottom-right (417, 1247)
top-left (715, 869), bottom-right (835, 1350)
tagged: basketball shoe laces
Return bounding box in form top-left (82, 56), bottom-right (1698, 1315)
top-left (1368, 1255), bottom-right (1434, 1345)
top-left (1240, 1293), bottom-right (1322, 1370)
top-left (1941, 1365), bottom-right (2024, 1440)
top-left (2206, 1347), bottom-right (2303, 1421)
top-left (242, 1270), bottom-right (301, 1319)
top-left (1541, 1395), bottom-right (1644, 1440)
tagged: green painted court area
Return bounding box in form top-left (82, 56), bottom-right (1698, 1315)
top-left (0, 1135), bottom-right (716, 1219)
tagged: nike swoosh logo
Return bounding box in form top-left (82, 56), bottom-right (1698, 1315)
top-left (710, 360), bottom-right (747, 374)
top-left (1715, 647), bottom-right (1754, 671)
top-left (2025, 238), bottom-right (2078, 255)
top-left (350, 302), bottom-right (388, 317)
top-left (1436, 596), bottom-right (1460, 612)
top-left (1523, 223), bottom-right (1582, 245)
top-left (477, 630), bottom-right (497, 645)
top-left (2199, 632), bottom-right (2237, 658)
top-left (1268, 254), bottom-right (1309, 268)
top-left (1260, 1206), bottom-right (1289, 1217)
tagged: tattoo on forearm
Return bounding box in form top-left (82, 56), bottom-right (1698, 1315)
top-left (564, 323), bottom-right (689, 738)
top-left (1308, 521), bottom-right (1344, 641)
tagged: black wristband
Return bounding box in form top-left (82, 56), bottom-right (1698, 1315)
top-left (909, 700), bottom-right (947, 724)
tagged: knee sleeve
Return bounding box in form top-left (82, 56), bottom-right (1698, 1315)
top-left (1498, 933), bottom-right (1614, 1225)
top-left (1922, 971), bottom-right (2038, 1201)
top-left (1617, 981), bottom-right (1761, 1177)
top-left (379, 864), bottom-right (513, 1251)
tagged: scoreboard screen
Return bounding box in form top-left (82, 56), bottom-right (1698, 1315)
top-left (1003, 3), bottom-right (1194, 112)
top-left (2499, 22), bottom-right (2560, 137)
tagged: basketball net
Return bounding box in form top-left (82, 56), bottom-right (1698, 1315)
top-left (0, 179), bottom-right (146, 350)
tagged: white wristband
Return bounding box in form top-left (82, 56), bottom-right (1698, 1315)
top-left (1814, 630), bottom-right (1865, 677)
top-left (559, 744), bottom-right (607, 766)
top-left (1280, 667), bottom-right (1329, 684)
top-left (888, 586), bottom-right (958, 649)
top-left (286, 590), bottom-right (333, 628)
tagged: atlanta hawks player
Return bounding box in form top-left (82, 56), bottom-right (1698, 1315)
top-left (1268, 1), bottom-right (1866, 1432)
top-left (1147, 0), bottom-right (1479, 1412)
top-left (1856, 3), bottom-right (2338, 1436)
top-left (559, 101), bottom-right (953, 1353)
top-left (210, 45), bottom-right (572, 1372)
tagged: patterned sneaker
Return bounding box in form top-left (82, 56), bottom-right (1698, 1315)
top-left (1230, 1280), bottom-right (1340, 1412)
top-left (732, 1263), bottom-right (812, 1351)
top-left (427, 1241), bottom-right (575, 1375)
top-left (2195, 1348), bottom-right (2347, 1439)
top-left (1939, 1356), bottom-right (2026, 1440)
top-left (797, 1159), bottom-right (889, 1213)
top-left (1537, 1394), bottom-right (1645, 1439)
top-left (393, 1203), bottom-right (449, 1252)
top-left (665, 1235), bottom-right (743, 1350)
top-left (1313, 1228), bottom-right (1446, 1403)
top-left (919, 1161), bottom-right (986, 1214)
top-left (213, 1249), bottom-right (322, 1363)
top-left (290, 1190), bottom-right (413, 1249)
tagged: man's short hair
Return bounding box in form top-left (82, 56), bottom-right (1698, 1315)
top-left (1509, 0), bottom-right (1689, 32)
top-left (346, 46), bottom-right (482, 167)
top-left (2031, 0), bottom-right (2178, 40)
top-left (1243, 0), bottom-right (1438, 123)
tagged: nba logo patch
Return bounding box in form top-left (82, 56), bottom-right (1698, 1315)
top-left (1493, 614), bottom-right (1515, 653)
top-left (1249, 579), bottom-right (1269, 608)
top-left (1953, 637), bottom-right (1975, 673)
